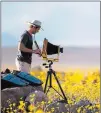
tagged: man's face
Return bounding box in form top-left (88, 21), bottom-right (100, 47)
top-left (32, 26), bottom-right (40, 34)
top-left (35, 27), bottom-right (40, 33)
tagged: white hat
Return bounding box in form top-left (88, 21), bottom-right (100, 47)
top-left (27, 20), bottom-right (44, 30)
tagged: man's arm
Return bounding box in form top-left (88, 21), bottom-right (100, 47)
top-left (18, 42), bottom-right (33, 53)
top-left (18, 42), bottom-right (41, 55)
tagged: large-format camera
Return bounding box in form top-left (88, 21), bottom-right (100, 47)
top-left (42, 38), bottom-right (63, 61)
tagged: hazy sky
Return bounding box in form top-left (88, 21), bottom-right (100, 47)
top-left (1, 2), bottom-right (100, 47)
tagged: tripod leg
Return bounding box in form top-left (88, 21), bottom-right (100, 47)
top-left (46, 86), bottom-right (50, 95)
top-left (53, 71), bottom-right (67, 101)
top-left (49, 71), bottom-right (52, 87)
top-left (45, 71), bottom-right (52, 94)
top-left (44, 71), bottom-right (50, 93)
top-left (44, 70), bottom-right (53, 95)
top-left (51, 87), bottom-right (64, 98)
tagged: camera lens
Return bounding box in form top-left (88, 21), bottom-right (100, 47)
top-left (60, 48), bottom-right (63, 53)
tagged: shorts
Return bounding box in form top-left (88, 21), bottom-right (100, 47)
top-left (15, 58), bottom-right (31, 73)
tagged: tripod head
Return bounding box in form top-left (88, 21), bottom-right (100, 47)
top-left (43, 60), bottom-right (53, 69)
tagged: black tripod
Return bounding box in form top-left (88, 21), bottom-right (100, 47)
top-left (43, 60), bottom-right (67, 102)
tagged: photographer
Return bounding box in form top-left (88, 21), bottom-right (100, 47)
top-left (16, 20), bottom-right (42, 73)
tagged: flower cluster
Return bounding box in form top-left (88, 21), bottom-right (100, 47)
top-left (2, 68), bottom-right (100, 113)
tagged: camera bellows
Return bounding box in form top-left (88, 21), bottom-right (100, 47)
top-left (42, 38), bottom-right (63, 55)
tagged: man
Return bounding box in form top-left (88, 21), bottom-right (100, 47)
top-left (16, 20), bottom-right (42, 73)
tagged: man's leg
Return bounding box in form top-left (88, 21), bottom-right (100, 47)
top-left (15, 58), bottom-right (31, 73)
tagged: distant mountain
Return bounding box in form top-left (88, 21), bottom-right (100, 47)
top-left (2, 32), bottom-right (18, 47)
top-left (1, 46), bottom-right (100, 71)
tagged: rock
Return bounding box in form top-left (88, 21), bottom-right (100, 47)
top-left (44, 99), bottom-right (95, 113)
top-left (1, 93), bottom-right (17, 113)
top-left (1, 85), bottom-right (43, 112)
top-left (25, 90), bottom-right (48, 107)
top-left (44, 100), bottom-right (69, 113)
top-left (69, 100), bottom-right (93, 113)
top-left (75, 100), bottom-right (92, 107)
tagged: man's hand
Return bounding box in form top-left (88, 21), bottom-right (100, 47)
top-left (33, 49), bottom-right (41, 56)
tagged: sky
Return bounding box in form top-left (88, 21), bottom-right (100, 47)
top-left (1, 2), bottom-right (100, 47)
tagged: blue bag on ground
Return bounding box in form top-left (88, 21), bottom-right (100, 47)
top-left (1, 70), bottom-right (43, 90)
top-left (2, 73), bottom-right (29, 86)
top-left (1, 73), bottom-right (29, 90)
top-left (12, 70), bottom-right (43, 86)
